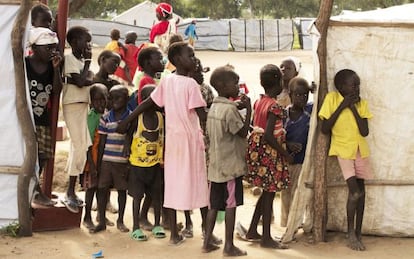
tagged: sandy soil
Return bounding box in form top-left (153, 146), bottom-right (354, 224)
top-left (1, 50), bottom-right (413, 258)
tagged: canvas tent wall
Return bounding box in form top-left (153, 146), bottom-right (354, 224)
top-left (322, 4), bottom-right (414, 236)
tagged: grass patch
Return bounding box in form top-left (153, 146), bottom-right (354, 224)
top-left (0, 221), bottom-right (20, 237)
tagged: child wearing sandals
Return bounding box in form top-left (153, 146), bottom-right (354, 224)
top-left (319, 69), bottom-right (373, 251)
top-left (241, 64), bottom-right (292, 249)
top-left (117, 42), bottom-right (209, 245)
top-left (128, 85), bottom-right (165, 241)
top-left (93, 85), bottom-right (131, 233)
top-left (202, 65), bottom-right (251, 256)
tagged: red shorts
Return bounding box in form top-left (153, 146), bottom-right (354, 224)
top-left (337, 149), bottom-right (373, 180)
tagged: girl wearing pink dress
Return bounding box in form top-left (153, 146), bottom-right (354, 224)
top-left (117, 42), bottom-right (208, 245)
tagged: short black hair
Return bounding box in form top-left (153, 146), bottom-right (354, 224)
top-left (169, 33), bottom-right (184, 46)
top-left (141, 84), bottom-right (156, 101)
top-left (138, 47), bottom-right (160, 68)
top-left (66, 26), bottom-right (90, 46)
top-left (110, 29), bottom-right (121, 40)
top-left (31, 3), bottom-right (50, 25)
top-left (260, 64), bottom-right (282, 90)
top-left (90, 83), bottom-right (108, 99)
top-left (167, 42), bottom-right (188, 66)
top-left (125, 31), bottom-right (137, 44)
top-left (97, 50), bottom-right (121, 65)
top-left (210, 65), bottom-right (239, 94)
top-left (334, 69), bottom-right (359, 90)
top-left (288, 77), bottom-right (311, 93)
top-left (109, 84), bottom-right (129, 97)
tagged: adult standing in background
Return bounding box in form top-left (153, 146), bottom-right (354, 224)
top-left (185, 20), bottom-right (198, 47)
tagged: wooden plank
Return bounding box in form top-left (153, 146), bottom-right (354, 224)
top-left (329, 20), bottom-right (414, 28)
top-left (0, 166), bottom-right (21, 174)
top-left (32, 205), bottom-right (83, 232)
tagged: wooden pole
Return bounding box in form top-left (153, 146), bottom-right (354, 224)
top-left (312, 0), bottom-right (333, 243)
top-left (11, 0), bottom-right (35, 237)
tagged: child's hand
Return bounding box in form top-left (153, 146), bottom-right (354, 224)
top-left (237, 94), bottom-right (251, 109)
top-left (51, 52), bottom-right (62, 68)
top-left (342, 93), bottom-right (360, 108)
top-left (285, 153), bottom-right (294, 164)
top-left (116, 121), bottom-right (128, 134)
top-left (287, 142), bottom-right (302, 154)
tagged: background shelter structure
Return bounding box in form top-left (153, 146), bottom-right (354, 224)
top-left (284, 3), bottom-right (414, 243)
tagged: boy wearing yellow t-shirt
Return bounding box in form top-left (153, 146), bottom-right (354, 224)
top-left (319, 69), bottom-right (373, 251)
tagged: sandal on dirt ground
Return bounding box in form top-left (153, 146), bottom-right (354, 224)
top-left (130, 229), bottom-right (148, 241)
top-left (152, 226), bottom-right (166, 239)
top-left (61, 196), bottom-right (79, 213)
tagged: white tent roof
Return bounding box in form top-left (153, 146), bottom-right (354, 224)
top-left (112, 0), bottom-right (182, 28)
top-left (331, 3), bottom-right (414, 23)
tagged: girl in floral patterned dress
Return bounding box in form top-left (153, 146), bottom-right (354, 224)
top-left (243, 64), bottom-right (293, 249)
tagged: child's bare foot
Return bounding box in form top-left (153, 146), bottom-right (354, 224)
top-left (91, 224), bottom-right (106, 234)
top-left (169, 234), bottom-right (185, 246)
top-left (223, 245), bottom-right (247, 257)
top-left (140, 218), bottom-right (154, 231)
top-left (347, 232), bottom-right (365, 251)
top-left (82, 218), bottom-right (96, 230)
top-left (201, 243), bottom-right (220, 253)
top-left (261, 238), bottom-right (289, 249)
top-left (117, 222), bottom-right (130, 233)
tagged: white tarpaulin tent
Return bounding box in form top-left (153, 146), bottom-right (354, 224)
top-left (285, 4), bottom-right (414, 240)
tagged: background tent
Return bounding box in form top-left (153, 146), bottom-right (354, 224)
top-left (112, 0), bottom-right (181, 28)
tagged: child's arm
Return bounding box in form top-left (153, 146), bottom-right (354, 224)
top-left (321, 94), bottom-right (357, 134)
top-left (97, 134), bottom-right (107, 173)
top-left (264, 113), bottom-right (293, 163)
top-left (117, 97), bottom-right (157, 133)
top-left (236, 95), bottom-right (252, 138)
top-left (51, 53), bottom-right (63, 94)
top-left (68, 48), bottom-right (93, 87)
top-left (123, 118), bottom-right (137, 157)
top-left (195, 107), bottom-right (207, 127)
top-left (86, 147), bottom-right (97, 176)
top-left (350, 105), bottom-right (369, 136)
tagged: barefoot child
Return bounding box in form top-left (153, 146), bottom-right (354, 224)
top-left (82, 83), bottom-right (107, 231)
top-left (93, 85), bottom-right (131, 233)
top-left (118, 42), bottom-right (209, 245)
top-left (280, 77), bottom-right (313, 228)
top-left (62, 26), bottom-right (94, 213)
top-left (26, 27), bottom-right (62, 207)
top-left (319, 69), bottom-right (373, 251)
top-left (128, 85), bottom-right (165, 241)
top-left (203, 66), bottom-right (251, 256)
top-left (242, 64), bottom-right (292, 249)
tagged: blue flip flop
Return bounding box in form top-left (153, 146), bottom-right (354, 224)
top-left (61, 196), bottom-right (79, 213)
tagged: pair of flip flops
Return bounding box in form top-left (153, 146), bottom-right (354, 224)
top-left (130, 226), bottom-right (166, 241)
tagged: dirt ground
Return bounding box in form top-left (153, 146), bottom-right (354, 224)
top-left (1, 50), bottom-right (414, 258)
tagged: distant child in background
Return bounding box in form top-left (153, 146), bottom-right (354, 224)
top-left (165, 33), bottom-right (184, 72)
top-left (241, 64), bottom-right (292, 249)
top-left (117, 42), bottom-right (209, 245)
top-left (93, 50), bottom-right (121, 92)
top-left (184, 20), bottom-right (198, 47)
top-left (203, 66), bottom-right (251, 256)
top-left (278, 56), bottom-right (301, 108)
top-left (104, 29), bottom-right (125, 54)
top-left (82, 83), bottom-right (107, 231)
top-left (114, 31), bottom-right (139, 86)
top-left (93, 85), bottom-right (131, 233)
top-left (62, 26), bottom-right (94, 213)
top-left (280, 77), bottom-right (313, 228)
top-left (26, 27), bottom-right (62, 207)
top-left (319, 69), bottom-right (373, 251)
top-left (128, 85), bottom-right (165, 241)
top-left (150, 2), bottom-right (174, 53)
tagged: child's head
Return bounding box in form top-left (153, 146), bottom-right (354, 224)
top-left (334, 69), bottom-right (360, 97)
top-left (29, 27), bottom-right (59, 63)
top-left (125, 31), bottom-right (137, 44)
top-left (288, 77), bottom-right (311, 109)
top-left (260, 64), bottom-right (283, 96)
top-left (97, 50), bottom-right (121, 74)
top-left (66, 26), bottom-right (92, 53)
top-left (141, 84), bottom-right (156, 101)
top-left (138, 47), bottom-right (164, 74)
top-left (31, 3), bottom-right (52, 28)
top-left (210, 65), bottom-right (240, 98)
top-left (280, 56), bottom-right (301, 84)
top-left (168, 42), bottom-right (195, 73)
top-left (155, 2), bottom-right (173, 21)
top-left (109, 85), bottom-right (129, 111)
top-left (90, 83), bottom-right (108, 114)
top-left (169, 33), bottom-right (184, 46)
top-left (110, 29), bottom-right (121, 41)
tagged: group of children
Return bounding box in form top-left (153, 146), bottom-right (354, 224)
top-left (27, 2), bottom-right (374, 255)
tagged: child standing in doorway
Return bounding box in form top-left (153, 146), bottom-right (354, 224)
top-left (242, 64), bottom-right (292, 249)
top-left (128, 85), bottom-right (165, 241)
top-left (203, 66), bottom-right (251, 256)
top-left (62, 26), bottom-right (94, 213)
top-left (93, 85), bottom-right (131, 233)
top-left (117, 42), bottom-right (209, 245)
top-left (319, 69), bottom-right (373, 251)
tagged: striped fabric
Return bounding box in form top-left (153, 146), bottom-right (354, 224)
top-left (98, 109), bottom-right (131, 163)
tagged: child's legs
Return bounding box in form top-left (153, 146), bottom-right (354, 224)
top-left (223, 177), bottom-right (243, 248)
top-left (280, 164), bottom-right (302, 227)
top-left (84, 187), bottom-right (97, 220)
top-left (261, 191), bottom-right (275, 240)
top-left (355, 179), bottom-right (366, 238)
top-left (150, 165), bottom-right (162, 226)
top-left (247, 194), bottom-right (263, 237)
top-left (166, 208), bottom-right (178, 239)
top-left (184, 210), bottom-right (193, 229)
top-left (203, 208), bottom-right (218, 249)
top-left (96, 161), bottom-right (114, 225)
top-left (200, 206), bottom-right (208, 232)
top-left (128, 166), bottom-right (146, 230)
top-left (111, 163), bottom-right (129, 223)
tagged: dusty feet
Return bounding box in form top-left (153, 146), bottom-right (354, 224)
top-left (32, 193), bottom-right (57, 207)
top-left (82, 218), bottom-right (96, 230)
top-left (169, 234), bottom-right (185, 246)
top-left (140, 218), bottom-right (154, 231)
top-left (201, 243), bottom-right (220, 253)
top-left (347, 232), bottom-right (366, 251)
top-left (223, 245), bottom-right (247, 257)
top-left (91, 224), bottom-right (106, 234)
top-left (261, 238), bottom-right (289, 249)
top-left (117, 221), bottom-right (130, 233)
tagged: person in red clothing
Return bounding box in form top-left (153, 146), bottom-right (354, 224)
top-left (149, 2), bottom-right (174, 53)
top-left (114, 31), bottom-right (139, 86)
